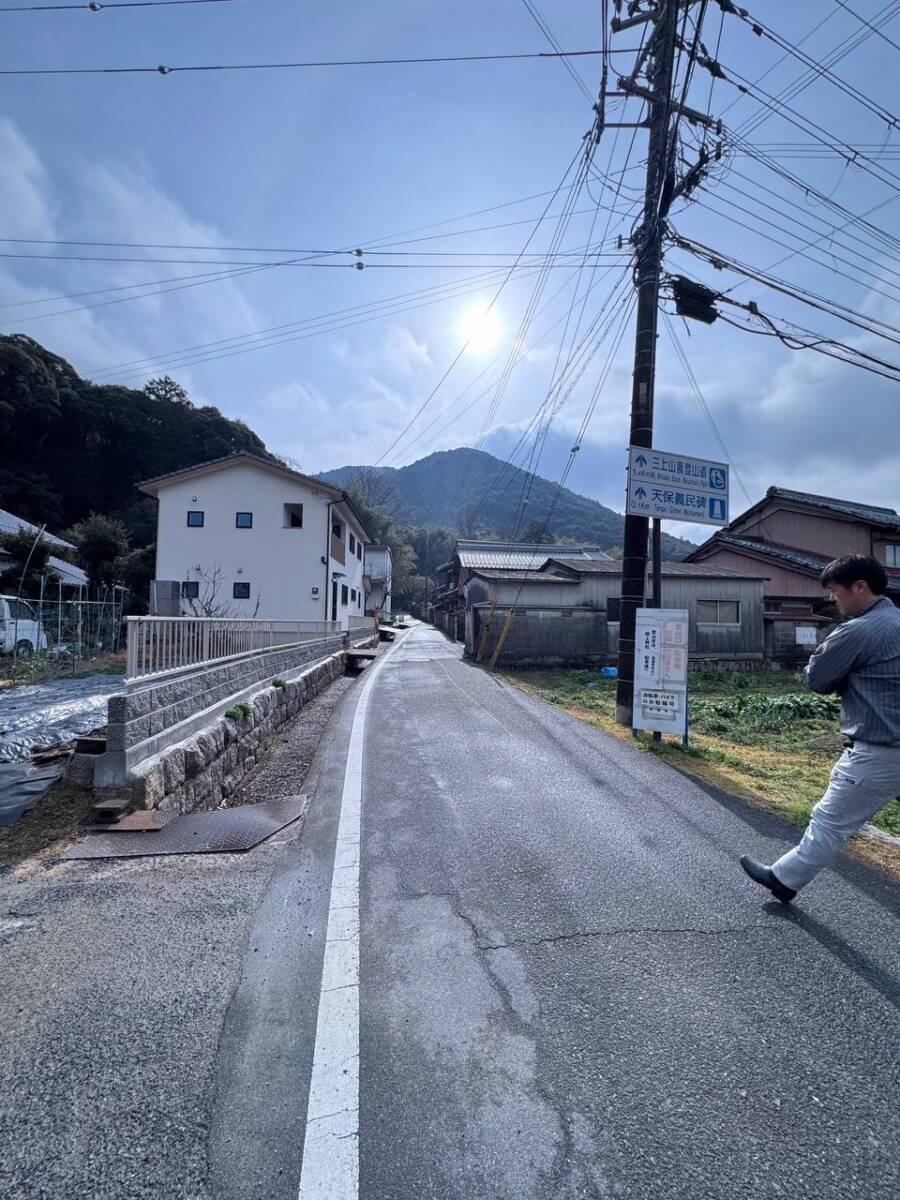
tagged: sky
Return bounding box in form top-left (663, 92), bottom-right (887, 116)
top-left (1, 0), bottom-right (899, 545)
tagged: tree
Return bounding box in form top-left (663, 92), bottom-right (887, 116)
top-left (65, 514), bottom-right (130, 588)
top-left (0, 526), bottom-right (51, 595)
top-left (521, 519), bottom-right (557, 545)
top-left (143, 375), bottom-right (191, 406)
top-left (183, 565), bottom-right (261, 617)
top-left (114, 544), bottom-right (156, 610)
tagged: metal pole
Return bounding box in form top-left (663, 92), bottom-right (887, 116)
top-left (652, 517), bottom-right (662, 741)
top-left (615, 0), bottom-right (681, 726)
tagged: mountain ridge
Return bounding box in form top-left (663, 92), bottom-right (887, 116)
top-left (320, 447), bottom-right (696, 560)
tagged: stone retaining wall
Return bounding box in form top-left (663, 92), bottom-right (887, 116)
top-left (128, 650), bottom-right (346, 813)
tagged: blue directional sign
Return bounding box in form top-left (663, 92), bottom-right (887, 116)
top-left (626, 446), bottom-right (729, 526)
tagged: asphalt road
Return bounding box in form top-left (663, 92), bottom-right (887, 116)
top-left (1, 624), bottom-right (898, 1199)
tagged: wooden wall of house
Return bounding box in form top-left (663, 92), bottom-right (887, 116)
top-left (465, 573), bottom-right (765, 660)
top-left (693, 546), bottom-right (823, 598)
top-left (464, 577), bottom-right (582, 609)
top-left (736, 508), bottom-right (872, 559)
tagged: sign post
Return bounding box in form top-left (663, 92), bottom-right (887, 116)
top-left (627, 447), bottom-right (729, 526)
top-left (633, 607), bottom-right (689, 746)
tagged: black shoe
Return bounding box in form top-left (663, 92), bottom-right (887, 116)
top-left (739, 856), bottom-right (797, 904)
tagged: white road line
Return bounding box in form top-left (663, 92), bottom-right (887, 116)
top-left (297, 639), bottom-right (398, 1200)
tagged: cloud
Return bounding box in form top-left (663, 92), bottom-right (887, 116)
top-left (0, 118), bottom-right (57, 239)
top-left (0, 118), bottom-right (261, 384)
top-left (382, 324), bottom-right (432, 373)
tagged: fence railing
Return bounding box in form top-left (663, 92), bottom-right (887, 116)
top-left (126, 617), bottom-right (341, 682)
top-left (347, 615), bottom-right (376, 630)
top-left (347, 614), bottom-right (378, 643)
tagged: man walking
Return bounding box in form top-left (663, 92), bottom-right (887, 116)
top-left (740, 554), bottom-right (900, 903)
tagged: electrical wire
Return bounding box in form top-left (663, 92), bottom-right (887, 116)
top-left (0, 49), bottom-right (606, 76)
top-left (1, 0), bottom-right (236, 9)
top-left (520, 0), bottom-right (596, 102)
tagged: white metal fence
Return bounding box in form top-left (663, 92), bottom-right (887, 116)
top-left (125, 617), bottom-right (341, 682)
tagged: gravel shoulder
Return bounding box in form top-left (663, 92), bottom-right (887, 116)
top-left (0, 664), bottom-right (362, 1200)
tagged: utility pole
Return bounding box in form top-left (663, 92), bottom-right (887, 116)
top-left (613, 0), bottom-right (681, 725)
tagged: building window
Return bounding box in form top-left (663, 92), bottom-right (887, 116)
top-left (349, 533), bottom-right (356, 555)
top-left (886, 544), bottom-right (900, 568)
top-left (332, 519), bottom-right (343, 540)
top-left (235, 512), bottom-right (253, 529)
top-left (697, 599), bottom-right (741, 624)
top-left (187, 510), bottom-right (204, 527)
top-left (351, 588), bottom-right (356, 602)
top-left (341, 584), bottom-right (349, 606)
top-left (181, 581), bottom-right (199, 599)
top-left (233, 582), bottom-right (251, 600)
top-left (283, 503), bottom-right (303, 528)
top-left (606, 597), bottom-right (621, 622)
top-left (356, 542), bottom-right (363, 560)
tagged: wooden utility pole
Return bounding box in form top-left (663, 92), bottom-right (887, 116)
top-left (613, 0), bottom-right (681, 726)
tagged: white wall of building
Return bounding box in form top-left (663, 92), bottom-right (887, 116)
top-left (326, 499), bottom-right (368, 626)
top-left (151, 462), bottom-right (367, 626)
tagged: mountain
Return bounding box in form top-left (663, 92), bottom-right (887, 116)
top-left (320, 448), bottom-right (696, 560)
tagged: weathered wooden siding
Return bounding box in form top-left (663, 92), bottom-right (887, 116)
top-left (692, 546), bottom-right (823, 598)
top-left (465, 573), bottom-right (765, 661)
top-left (737, 508), bottom-right (871, 558)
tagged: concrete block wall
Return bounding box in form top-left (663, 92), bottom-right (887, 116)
top-left (127, 651), bottom-right (346, 813)
top-left (107, 636), bottom-right (345, 757)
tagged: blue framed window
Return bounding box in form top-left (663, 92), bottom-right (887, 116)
top-left (233, 582), bottom-right (251, 599)
top-left (235, 512), bottom-right (253, 529)
top-left (187, 510), bottom-right (204, 527)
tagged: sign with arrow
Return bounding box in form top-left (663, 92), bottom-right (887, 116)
top-left (626, 445), bottom-right (729, 526)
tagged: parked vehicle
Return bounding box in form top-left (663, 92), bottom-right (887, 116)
top-left (0, 595), bottom-right (49, 657)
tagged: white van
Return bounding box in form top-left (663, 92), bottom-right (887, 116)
top-left (0, 595), bottom-right (49, 657)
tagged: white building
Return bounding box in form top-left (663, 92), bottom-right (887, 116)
top-left (364, 544), bottom-right (393, 616)
top-left (139, 453), bottom-right (371, 628)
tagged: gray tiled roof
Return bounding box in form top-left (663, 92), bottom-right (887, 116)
top-left (698, 535), bottom-right (830, 574)
top-left (456, 541), bottom-right (610, 570)
top-left (469, 569), bottom-right (580, 583)
top-left (0, 507), bottom-right (74, 550)
top-left (692, 535), bottom-right (900, 593)
top-left (765, 487), bottom-right (900, 531)
top-left (545, 556), bottom-right (766, 579)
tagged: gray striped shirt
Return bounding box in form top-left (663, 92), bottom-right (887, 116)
top-left (806, 596), bottom-right (900, 746)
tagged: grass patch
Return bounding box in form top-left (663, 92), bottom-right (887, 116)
top-left (500, 666), bottom-right (900, 877)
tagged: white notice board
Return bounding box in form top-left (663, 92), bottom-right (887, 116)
top-left (633, 607), bottom-right (689, 738)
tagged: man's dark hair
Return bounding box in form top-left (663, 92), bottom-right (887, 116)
top-left (820, 554), bottom-right (888, 595)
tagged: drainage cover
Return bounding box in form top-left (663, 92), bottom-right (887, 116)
top-left (62, 795), bottom-right (307, 860)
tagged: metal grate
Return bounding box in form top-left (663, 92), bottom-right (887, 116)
top-left (63, 795), bottom-right (307, 860)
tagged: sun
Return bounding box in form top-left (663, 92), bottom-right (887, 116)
top-left (458, 303), bottom-right (503, 354)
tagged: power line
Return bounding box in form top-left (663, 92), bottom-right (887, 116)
top-left (724, 1), bottom-right (900, 131)
top-left (832, 0), bottom-right (900, 54)
top-left (1, 0), bottom-right (235, 9)
top-left (0, 48), bottom-right (606, 76)
top-left (520, 0), bottom-right (596, 102)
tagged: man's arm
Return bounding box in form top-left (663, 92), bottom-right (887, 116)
top-left (805, 621), bottom-right (863, 694)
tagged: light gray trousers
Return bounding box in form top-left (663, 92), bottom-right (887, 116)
top-left (772, 742), bottom-right (900, 890)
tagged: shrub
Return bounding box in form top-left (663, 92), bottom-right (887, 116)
top-left (272, 678), bottom-right (287, 689)
top-left (225, 701), bottom-right (252, 721)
